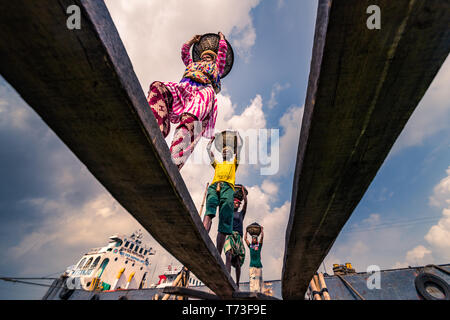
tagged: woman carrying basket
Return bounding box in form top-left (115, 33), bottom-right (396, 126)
top-left (147, 32), bottom-right (229, 170)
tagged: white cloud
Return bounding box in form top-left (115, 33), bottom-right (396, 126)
top-left (394, 167), bottom-right (450, 267)
top-left (278, 105), bottom-right (304, 176)
top-left (424, 208), bottom-right (450, 251)
top-left (261, 180), bottom-right (279, 198)
top-left (429, 166), bottom-right (450, 207)
top-left (391, 56), bottom-right (450, 153)
top-left (226, 95), bottom-right (266, 131)
top-left (362, 213), bottom-right (381, 226)
top-left (8, 193), bottom-right (138, 259)
top-left (104, 0), bottom-right (261, 92)
top-left (424, 168), bottom-right (450, 258)
top-left (395, 245), bottom-right (433, 268)
top-left (0, 83), bottom-right (33, 131)
top-left (268, 82), bottom-right (290, 109)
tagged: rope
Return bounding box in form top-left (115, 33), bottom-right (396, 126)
top-left (336, 274), bottom-right (365, 300)
top-left (0, 277), bottom-right (58, 280)
top-left (0, 277), bottom-right (60, 288)
top-left (426, 264), bottom-right (450, 275)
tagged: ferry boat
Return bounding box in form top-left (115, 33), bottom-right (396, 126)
top-left (42, 231), bottom-right (207, 300)
top-left (63, 230), bottom-right (155, 292)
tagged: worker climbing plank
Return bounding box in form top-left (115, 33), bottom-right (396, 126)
top-left (147, 32), bottom-right (234, 170)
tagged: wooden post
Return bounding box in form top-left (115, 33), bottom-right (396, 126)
top-left (318, 272), bottom-right (331, 300)
top-left (313, 274), bottom-right (320, 294)
top-left (199, 183), bottom-right (209, 218)
top-left (161, 272), bottom-right (183, 300)
top-left (309, 279), bottom-right (321, 300)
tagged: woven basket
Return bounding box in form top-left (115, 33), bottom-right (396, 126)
top-left (192, 33), bottom-right (234, 79)
top-left (246, 222), bottom-right (262, 236)
top-left (214, 130), bottom-right (238, 152)
top-left (234, 184), bottom-right (248, 201)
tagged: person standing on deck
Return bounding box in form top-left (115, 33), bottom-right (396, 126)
top-left (203, 133), bottom-right (243, 255)
top-left (245, 226), bottom-right (264, 293)
top-left (223, 185), bottom-right (247, 288)
top-left (147, 32), bottom-right (228, 170)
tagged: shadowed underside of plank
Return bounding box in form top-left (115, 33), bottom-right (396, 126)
top-left (282, 0), bottom-right (450, 299)
top-left (0, 0), bottom-right (237, 298)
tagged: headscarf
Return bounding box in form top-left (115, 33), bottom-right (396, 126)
top-left (200, 50), bottom-right (217, 60)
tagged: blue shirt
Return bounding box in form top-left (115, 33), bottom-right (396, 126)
top-left (233, 210), bottom-right (244, 236)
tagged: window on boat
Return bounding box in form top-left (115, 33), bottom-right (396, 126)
top-left (91, 256), bottom-right (101, 268)
top-left (83, 257), bottom-right (93, 269)
top-left (98, 258), bottom-right (109, 278)
top-left (139, 248), bottom-right (143, 254)
top-left (144, 250), bottom-right (148, 255)
top-left (129, 243), bottom-right (134, 250)
top-left (124, 241), bottom-right (130, 248)
top-left (115, 239), bottom-right (123, 247)
top-left (77, 258), bottom-right (87, 269)
top-left (134, 245), bottom-right (139, 252)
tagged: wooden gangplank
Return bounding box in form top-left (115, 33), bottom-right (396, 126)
top-left (282, 0), bottom-right (450, 299)
top-left (0, 0), bottom-right (236, 298)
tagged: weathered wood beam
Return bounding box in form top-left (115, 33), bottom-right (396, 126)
top-left (282, 0), bottom-right (450, 299)
top-left (162, 287), bottom-right (220, 300)
top-left (232, 291), bottom-right (280, 300)
top-left (0, 0), bottom-right (237, 298)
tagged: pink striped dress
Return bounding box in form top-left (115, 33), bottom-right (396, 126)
top-left (163, 39), bottom-right (228, 138)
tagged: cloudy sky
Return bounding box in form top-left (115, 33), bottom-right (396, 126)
top-left (0, 0), bottom-right (449, 299)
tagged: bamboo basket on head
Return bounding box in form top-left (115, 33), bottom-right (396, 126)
top-left (246, 222), bottom-right (262, 236)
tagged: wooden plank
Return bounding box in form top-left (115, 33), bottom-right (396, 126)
top-left (282, 0), bottom-right (450, 299)
top-left (232, 291), bottom-right (280, 300)
top-left (0, 0), bottom-right (236, 298)
top-left (162, 287), bottom-right (220, 300)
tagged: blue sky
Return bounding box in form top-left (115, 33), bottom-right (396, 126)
top-left (0, 0), bottom-right (449, 299)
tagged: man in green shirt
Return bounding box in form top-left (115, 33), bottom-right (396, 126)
top-left (245, 226), bottom-right (264, 293)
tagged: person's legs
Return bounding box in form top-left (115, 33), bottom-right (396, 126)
top-left (170, 113), bottom-right (202, 170)
top-left (259, 268), bottom-right (264, 293)
top-left (217, 184), bottom-right (233, 253)
top-left (235, 258), bottom-right (241, 288)
top-left (225, 251), bottom-right (232, 273)
top-left (147, 81), bottom-right (173, 138)
top-left (203, 215), bottom-right (212, 233)
top-left (249, 267), bottom-right (263, 292)
top-left (249, 267), bottom-right (256, 292)
top-left (217, 184), bottom-right (234, 235)
top-left (203, 183), bottom-right (219, 234)
top-left (216, 232), bottom-right (226, 254)
top-left (224, 234), bottom-right (234, 273)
